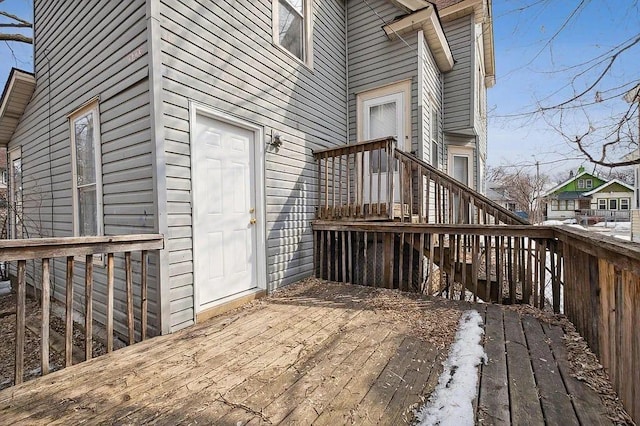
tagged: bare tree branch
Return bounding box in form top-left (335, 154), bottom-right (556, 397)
top-left (0, 33), bottom-right (31, 43)
top-left (0, 10), bottom-right (31, 26)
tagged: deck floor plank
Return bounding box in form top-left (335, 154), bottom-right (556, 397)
top-left (167, 306), bottom-right (372, 425)
top-left (381, 339), bottom-right (441, 425)
top-left (521, 315), bottom-right (580, 426)
top-left (84, 302), bottom-right (351, 424)
top-left (503, 309), bottom-right (545, 425)
top-left (542, 322), bottom-right (613, 426)
top-left (478, 303), bottom-right (511, 425)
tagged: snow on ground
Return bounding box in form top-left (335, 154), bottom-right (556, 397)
top-left (414, 310), bottom-right (486, 426)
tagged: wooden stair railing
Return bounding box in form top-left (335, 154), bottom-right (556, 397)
top-left (313, 137), bottom-right (528, 225)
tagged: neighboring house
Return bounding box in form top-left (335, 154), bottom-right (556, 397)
top-left (0, 0), bottom-right (495, 336)
top-left (486, 181), bottom-right (518, 212)
top-left (542, 168), bottom-right (634, 221)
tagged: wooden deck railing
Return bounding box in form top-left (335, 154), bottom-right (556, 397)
top-left (1, 234), bottom-right (164, 386)
top-left (313, 137), bottom-right (527, 225)
top-left (312, 221), bottom-right (640, 423)
top-left (556, 227), bottom-right (640, 421)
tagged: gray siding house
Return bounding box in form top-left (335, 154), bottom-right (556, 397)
top-left (0, 0), bottom-right (494, 336)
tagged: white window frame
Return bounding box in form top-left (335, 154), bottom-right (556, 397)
top-left (551, 200), bottom-right (559, 210)
top-left (431, 106), bottom-right (440, 168)
top-left (598, 199), bottom-right (607, 210)
top-left (585, 179), bottom-right (593, 189)
top-left (8, 147), bottom-right (22, 239)
top-left (356, 80), bottom-right (412, 149)
top-left (609, 198), bottom-right (617, 210)
top-left (448, 146), bottom-right (473, 187)
top-left (577, 179), bottom-right (585, 189)
top-left (272, 0), bottom-right (313, 68)
top-left (620, 198), bottom-right (630, 210)
top-left (70, 100), bottom-right (104, 239)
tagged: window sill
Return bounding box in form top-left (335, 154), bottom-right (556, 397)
top-left (272, 42), bottom-right (314, 72)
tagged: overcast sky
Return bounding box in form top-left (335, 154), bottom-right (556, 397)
top-left (1, 0), bottom-right (638, 179)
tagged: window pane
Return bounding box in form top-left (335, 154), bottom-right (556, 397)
top-left (453, 156), bottom-right (469, 185)
top-left (369, 101), bottom-right (397, 173)
top-left (12, 157), bottom-right (22, 238)
top-left (431, 109), bottom-right (438, 142)
top-left (78, 185), bottom-right (97, 236)
top-left (431, 141), bottom-right (439, 167)
top-left (285, 0), bottom-right (303, 13)
top-left (609, 199), bottom-right (617, 210)
top-left (279, 0), bottom-right (303, 59)
top-left (75, 112), bottom-right (96, 186)
top-left (598, 199), bottom-right (606, 209)
top-left (620, 199), bottom-right (629, 210)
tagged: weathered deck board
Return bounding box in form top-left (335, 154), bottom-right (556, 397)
top-left (0, 282), bottom-right (618, 425)
top-left (478, 303), bottom-right (511, 425)
top-left (522, 315), bottom-right (580, 426)
top-left (503, 309), bottom-right (544, 425)
top-left (542, 323), bottom-right (613, 426)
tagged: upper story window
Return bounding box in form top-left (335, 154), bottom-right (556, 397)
top-left (70, 101), bottom-right (103, 237)
top-left (273, 0), bottom-right (313, 66)
top-left (431, 108), bottom-right (440, 167)
top-left (585, 179), bottom-right (593, 189)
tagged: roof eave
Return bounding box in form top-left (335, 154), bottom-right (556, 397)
top-left (383, 6), bottom-right (454, 72)
top-left (0, 68), bottom-right (36, 147)
top-left (437, 0), bottom-right (495, 86)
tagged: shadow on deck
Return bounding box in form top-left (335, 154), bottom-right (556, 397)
top-left (0, 281), bottom-right (617, 425)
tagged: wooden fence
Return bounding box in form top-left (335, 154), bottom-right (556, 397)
top-left (557, 227), bottom-right (640, 421)
top-left (1, 234), bottom-right (164, 386)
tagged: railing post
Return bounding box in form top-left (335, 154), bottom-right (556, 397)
top-left (65, 256), bottom-right (74, 367)
top-left (106, 253), bottom-right (114, 352)
top-left (41, 258), bottom-right (50, 376)
top-left (14, 259), bottom-right (26, 385)
top-left (85, 255), bottom-right (93, 361)
top-left (388, 139), bottom-right (394, 220)
top-left (141, 250), bottom-right (148, 341)
top-left (125, 251), bottom-right (134, 345)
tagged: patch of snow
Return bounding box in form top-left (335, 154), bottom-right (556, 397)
top-left (562, 218), bottom-right (577, 224)
top-left (614, 235), bottom-right (632, 241)
top-left (542, 220), bottom-right (564, 226)
top-left (414, 310), bottom-right (486, 426)
top-left (565, 224), bottom-right (585, 230)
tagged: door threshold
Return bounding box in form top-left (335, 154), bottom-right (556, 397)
top-left (196, 288), bottom-right (266, 323)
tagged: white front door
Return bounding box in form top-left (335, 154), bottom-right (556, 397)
top-left (362, 92), bottom-right (405, 204)
top-left (193, 114), bottom-right (258, 309)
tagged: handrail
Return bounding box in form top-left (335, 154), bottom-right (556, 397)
top-left (393, 149), bottom-right (528, 225)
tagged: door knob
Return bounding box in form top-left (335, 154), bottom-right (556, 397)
top-left (250, 218), bottom-right (257, 224)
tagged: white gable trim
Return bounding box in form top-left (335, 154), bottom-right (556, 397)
top-left (582, 179), bottom-right (634, 196)
top-left (383, 6), bottom-right (454, 72)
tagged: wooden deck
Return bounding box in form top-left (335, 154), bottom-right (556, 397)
top-left (0, 281), bottom-right (614, 425)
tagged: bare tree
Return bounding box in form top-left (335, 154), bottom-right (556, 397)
top-left (489, 166), bottom-right (549, 223)
top-left (497, 0), bottom-right (640, 168)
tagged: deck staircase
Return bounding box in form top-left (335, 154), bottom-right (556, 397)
top-left (313, 137), bottom-right (529, 301)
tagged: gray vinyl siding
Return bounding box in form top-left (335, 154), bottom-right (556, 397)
top-left (158, 0), bottom-right (347, 331)
top-left (419, 33), bottom-right (444, 222)
top-left (347, 0), bottom-right (419, 151)
top-left (442, 15), bottom-right (474, 133)
top-left (7, 1), bottom-right (158, 339)
top-left (420, 34), bottom-right (443, 165)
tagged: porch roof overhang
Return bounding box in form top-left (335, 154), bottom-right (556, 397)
top-left (0, 68), bottom-right (35, 147)
top-left (382, 5), bottom-right (454, 73)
